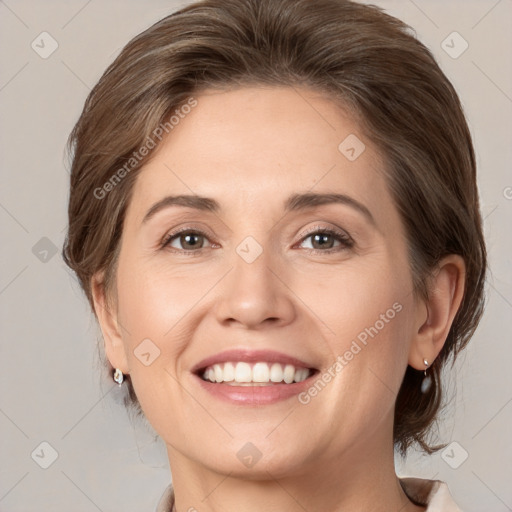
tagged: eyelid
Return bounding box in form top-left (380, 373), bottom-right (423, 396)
top-left (160, 224), bottom-right (216, 250)
top-left (296, 223), bottom-right (353, 243)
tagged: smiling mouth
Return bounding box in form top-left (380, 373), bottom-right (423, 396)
top-left (197, 361), bottom-right (318, 386)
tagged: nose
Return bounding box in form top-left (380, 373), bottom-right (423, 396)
top-left (214, 244), bottom-right (296, 330)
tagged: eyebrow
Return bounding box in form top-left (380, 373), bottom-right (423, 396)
top-left (142, 192), bottom-right (375, 226)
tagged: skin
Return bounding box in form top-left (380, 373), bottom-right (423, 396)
top-left (92, 86), bottom-right (465, 512)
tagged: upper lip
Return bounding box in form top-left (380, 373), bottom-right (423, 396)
top-left (191, 349), bottom-right (318, 374)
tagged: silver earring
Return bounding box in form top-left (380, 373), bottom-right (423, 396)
top-left (113, 368), bottom-right (124, 385)
top-left (421, 358), bottom-right (432, 393)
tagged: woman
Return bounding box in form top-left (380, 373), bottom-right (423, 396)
top-left (62, 0), bottom-right (487, 510)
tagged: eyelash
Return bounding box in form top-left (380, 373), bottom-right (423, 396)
top-left (160, 225), bottom-right (354, 256)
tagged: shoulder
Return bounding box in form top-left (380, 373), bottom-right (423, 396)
top-left (155, 483), bottom-right (174, 512)
top-left (399, 477), bottom-right (463, 511)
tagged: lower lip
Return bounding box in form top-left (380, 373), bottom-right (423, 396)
top-left (194, 373), bottom-right (316, 405)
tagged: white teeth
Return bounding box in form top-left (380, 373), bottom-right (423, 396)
top-left (223, 362), bottom-right (235, 382)
top-left (294, 368), bottom-right (308, 382)
top-left (201, 361), bottom-right (311, 385)
top-left (234, 362), bottom-right (252, 382)
top-left (253, 362), bottom-right (270, 382)
top-left (213, 364), bottom-right (223, 383)
top-left (270, 363), bottom-right (283, 382)
top-left (283, 364), bottom-right (295, 384)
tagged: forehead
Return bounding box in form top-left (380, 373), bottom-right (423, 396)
top-left (127, 86), bottom-right (391, 222)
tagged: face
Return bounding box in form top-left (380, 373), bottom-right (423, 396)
top-left (107, 86), bottom-right (420, 478)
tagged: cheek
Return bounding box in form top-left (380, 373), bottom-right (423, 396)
top-left (295, 257), bottom-right (415, 405)
top-left (116, 256), bottom-right (215, 344)
top-left (113, 258), bottom-right (192, 379)
top-left (293, 257), bottom-right (412, 345)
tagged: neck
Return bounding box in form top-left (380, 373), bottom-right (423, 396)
top-left (166, 421), bottom-right (425, 512)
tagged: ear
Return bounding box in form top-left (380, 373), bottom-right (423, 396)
top-left (91, 271), bottom-right (130, 374)
top-left (408, 255), bottom-right (466, 370)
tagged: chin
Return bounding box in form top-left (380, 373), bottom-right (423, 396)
top-left (192, 435), bottom-right (315, 479)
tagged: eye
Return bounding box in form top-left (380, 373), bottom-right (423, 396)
top-left (161, 229), bottom-right (213, 252)
top-left (160, 226), bottom-right (353, 254)
top-left (297, 227), bottom-right (354, 253)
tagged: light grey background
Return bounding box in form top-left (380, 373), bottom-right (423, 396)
top-left (0, 1), bottom-right (511, 511)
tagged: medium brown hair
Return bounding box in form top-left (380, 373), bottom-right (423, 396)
top-left (62, 0), bottom-right (487, 456)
